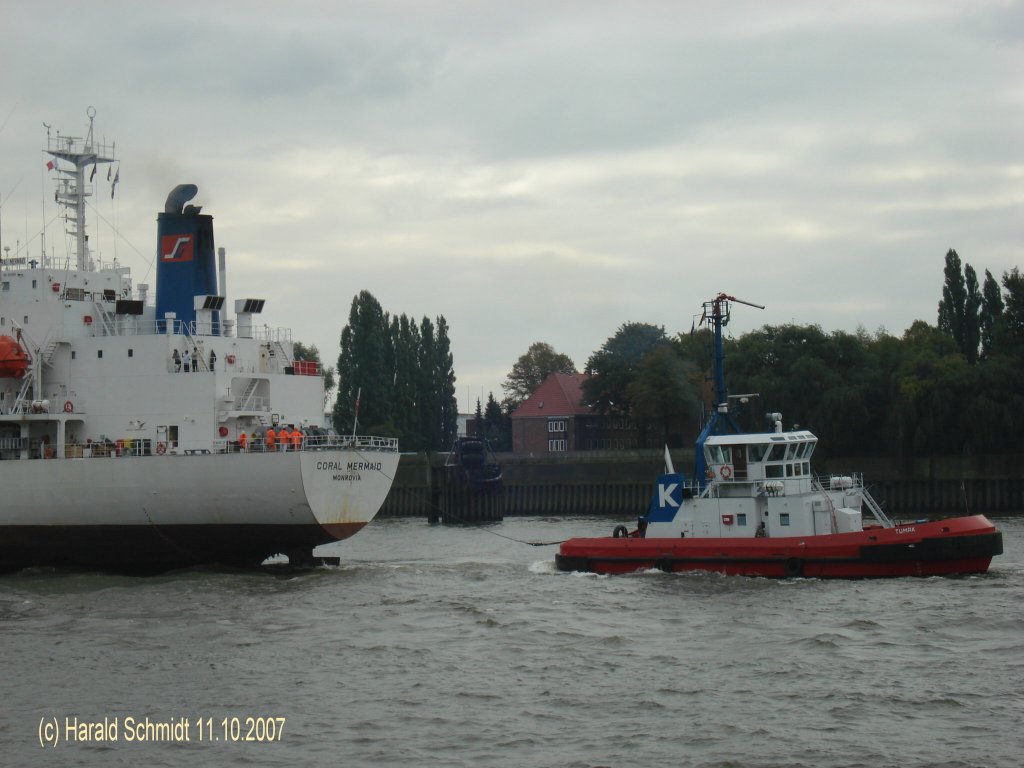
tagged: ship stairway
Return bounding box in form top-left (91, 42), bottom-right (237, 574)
top-left (12, 370), bottom-right (35, 414)
top-left (236, 377), bottom-right (260, 410)
top-left (39, 339), bottom-right (60, 366)
top-left (271, 339), bottom-right (290, 371)
top-left (811, 477), bottom-right (840, 534)
top-left (92, 299), bottom-right (117, 337)
top-left (860, 487), bottom-right (894, 528)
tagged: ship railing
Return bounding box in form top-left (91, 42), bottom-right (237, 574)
top-left (211, 434), bottom-right (400, 454)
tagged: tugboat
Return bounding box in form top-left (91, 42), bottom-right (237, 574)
top-left (0, 109), bottom-right (398, 571)
top-left (556, 293), bottom-right (1003, 578)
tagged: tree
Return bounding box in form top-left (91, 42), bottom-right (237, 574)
top-left (1000, 267), bottom-right (1024, 353)
top-left (937, 248), bottom-right (982, 362)
top-left (332, 291), bottom-right (457, 451)
top-left (980, 269), bottom-right (1003, 360)
top-left (582, 322), bottom-right (669, 413)
top-left (502, 342), bottom-right (575, 409)
top-left (483, 392), bottom-right (511, 451)
top-left (963, 264), bottom-right (981, 364)
top-left (333, 291), bottom-right (394, 435)
top-left (625, 345), bottom-right (701, 447)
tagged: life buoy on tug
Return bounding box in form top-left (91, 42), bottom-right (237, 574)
top-left (156, 442), bottom-right (167, 455)
top-left (63, 401), bottom-right (74, 413)
top-left (612, 525), bottom-right (629, 539)
top-left (720, 465), bottom-right (733, 480)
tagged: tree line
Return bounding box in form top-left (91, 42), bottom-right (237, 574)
top-left (331, 290), bottom-right (457, 451)
top-left (491, 250), bottom-right (1024, 460)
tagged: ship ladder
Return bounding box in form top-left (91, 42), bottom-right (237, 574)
top-left (860, 486), bottom-right (894, 528)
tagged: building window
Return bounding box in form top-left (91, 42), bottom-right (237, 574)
top-left (780, 513), bottom-right (790, 526)
top-left (548, 439), bottom-right (567, 452)
top-left (548, 420), bottom-right (566, 433)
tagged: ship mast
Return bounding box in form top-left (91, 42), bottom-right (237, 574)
top-left (45, 106), bottom-right (116, 272)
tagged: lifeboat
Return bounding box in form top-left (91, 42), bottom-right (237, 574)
top-left (0, 335), bottom-right (28, 378)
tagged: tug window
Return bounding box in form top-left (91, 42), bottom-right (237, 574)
top-left (737, 513), bottom-right (747, 526)
top-left (780, 513), bottom-right (791, 526)
top-left (748, 444), bottom-right (769, 463)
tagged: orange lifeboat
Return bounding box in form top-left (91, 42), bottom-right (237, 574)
top-left (0, 335), bottom-right (29, 378)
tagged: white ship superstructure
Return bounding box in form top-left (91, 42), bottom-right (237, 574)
top-left (0, 109), bottom-right (398, 571)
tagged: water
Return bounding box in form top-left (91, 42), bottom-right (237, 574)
top-left (2, 515), bottom-right (1022, 768)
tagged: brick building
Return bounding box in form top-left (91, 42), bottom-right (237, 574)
top-left (510, 372), bottom-right (639, 454)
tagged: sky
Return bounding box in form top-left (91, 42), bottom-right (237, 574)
top-left (1, 1), bottom-right (1021, 412)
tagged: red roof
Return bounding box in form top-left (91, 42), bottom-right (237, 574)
top-left (511, 372), bottom-right (591, 418)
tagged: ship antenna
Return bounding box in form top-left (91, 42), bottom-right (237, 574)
top-left (693, 293), bottom-right (764, 487)
top-left (45, 107), bottom-right (116, 272)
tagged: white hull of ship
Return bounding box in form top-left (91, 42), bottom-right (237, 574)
top-left (0, 449), bottom-right (399, 570)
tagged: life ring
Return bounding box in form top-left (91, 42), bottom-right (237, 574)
top-left (156, 442), bottom-right (167, 455)
top-left (784, 558), bottom-right (804, 578)
top-left (720, 465), bottom-right (733, 480)
top-left (612, 525), bottom-right (629, 539)
top-left (227, 354), bottom-right (236, 364)
top-left (218, 425), bottom-right (229, 437)
top-left (63, 401), bottom-right (74, 413)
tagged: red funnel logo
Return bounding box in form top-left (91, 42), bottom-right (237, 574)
top-left (161, 234), bottom-right (193, 262)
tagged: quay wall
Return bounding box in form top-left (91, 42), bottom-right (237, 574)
top-left (379, 450), bottom-right (1024, 519)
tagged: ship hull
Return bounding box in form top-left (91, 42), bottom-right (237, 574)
top-left (0, 448), bottom-right (399, 572)
top-left (556, 515), bottom-right (1003, 578)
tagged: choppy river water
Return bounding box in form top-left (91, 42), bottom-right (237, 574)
top-left (2, 515), bottom-right (1022, 768)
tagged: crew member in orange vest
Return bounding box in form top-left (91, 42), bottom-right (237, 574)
top-left (291, 426), bottom-right (302, 451)
top-left (238, 432), bottom-right (247, 453)
top-left (265, 427), bottom-right (276, 452)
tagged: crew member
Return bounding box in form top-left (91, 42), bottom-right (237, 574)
top-left (291, 426), bottom-right (302, 452)
top-left (265, 427), bottom-right (276, 452)
top-left (238, 431), bottom-right (247, 453)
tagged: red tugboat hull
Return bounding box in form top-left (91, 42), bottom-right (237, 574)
top-left (556, 514), bottom-right (1003, 578)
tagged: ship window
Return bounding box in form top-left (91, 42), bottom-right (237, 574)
top-left (23, 315), bottom-right (28, 324)
top-left (737, 513), bottom-right (747, 526)
top-left (1, 282), bottom-right (8, 291)
top-left (766, 465), bottom-right (784, 478)
top-left (32, 280), bottom-right (37, 289)
top-left (803, 462), bottom-right (810, 474)
top-left (97, 350), bottom-right (103, 359)
top-left (748, 444), bottom-right (769, 462)
top-left (786, 464), bottom-right (794, 476)
top-left (128, 349), bottom-right (134, 358)
top-left (71, 351), bottom-right (76, 360)
top-left (768, 444), bottom-right (786, 462)
top-left (780, 513), bottom-right (790, 526)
